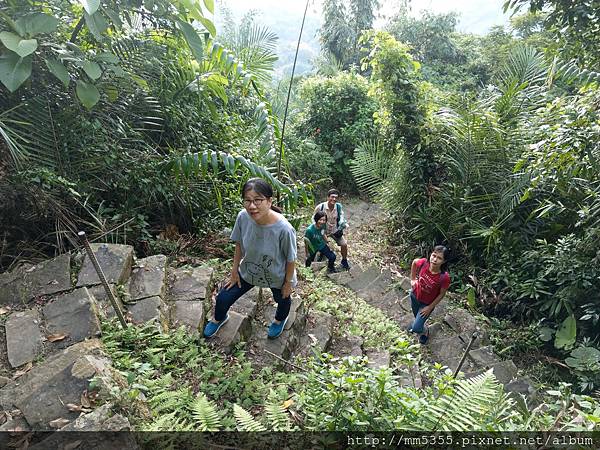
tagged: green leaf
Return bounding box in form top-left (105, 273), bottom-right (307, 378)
top-left (203, 0), bottom-right (214, 14)
top-left (197, 16), bottom-right (216, 37)
top-left (178, 21), bottom-right (204, 62)
top-left (76, 80), bottom-right (100, 109)
top-left (84, 11), bottom-right (108, 41)
top-left (83, 60), bottom-right (102, 80)
top-left (554, 314), bottom-right (576, 349)
top-left (16, 13), bottom-right (59, 37)
top-left (45, 58), bottom-right (70, 88)
top-left (466, 287), bottom-right (476, 309)
top-left (0, 51), bottom-right (32, 92)
top-left (78, 0), bottom-right (101, 15)
top-left (96, 52), bottom-right (119, 64)
top-left (0, 32), bottom-right (38, 57)
top-left (103, 9), bottom-right (123, 30)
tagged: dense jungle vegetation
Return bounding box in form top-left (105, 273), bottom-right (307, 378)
top-left (1, 0), bottom-right (599, 432)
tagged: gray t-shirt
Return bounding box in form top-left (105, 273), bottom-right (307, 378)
top-left (231, 209), bottom-right (297, 289)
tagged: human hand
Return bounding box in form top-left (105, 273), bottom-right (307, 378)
top-left (225, 271), bottom-right (241, 289)
top-left (421, 305), bottom-right (434, 318)
top-left (282, 281), bottom-right (292, 299)
top-left (410, 279), bottom-right (418, 289)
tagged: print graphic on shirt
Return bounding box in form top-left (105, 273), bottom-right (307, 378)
top-left (245, 255), bottom-right (274, 286)
top-left (419, 271), bottom-right (437, 297)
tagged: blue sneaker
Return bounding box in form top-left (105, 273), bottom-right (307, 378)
top-left (267, 317), bottom-right (288, 339)
top-left (419, 326), bottom-right (430, 345)
top-left (203, 315), bottom-right (229, 338)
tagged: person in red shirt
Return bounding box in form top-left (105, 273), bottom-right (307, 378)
top-left (408, 245), bottom-right (451, 344)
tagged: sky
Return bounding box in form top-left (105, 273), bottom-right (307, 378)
top-left (216, 0), bottom-right (512, 35)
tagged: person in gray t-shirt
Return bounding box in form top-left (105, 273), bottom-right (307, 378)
top-left (203, 178), bottom-right (297, 340)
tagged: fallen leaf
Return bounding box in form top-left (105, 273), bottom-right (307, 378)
top-left (282, 399), bottom-right (294, 409)
top-left (49, 418), bottom-right (70, 428)
top-left (80, 392), bottom-right (91, 408)
top-left (64, 440), bottom-right (82, 450)
top-left (66, 403), bottom-right (82, 412)
top-left (0, 306), bottom-right (11, 315)
top-left (47, 333), bottom-right (69, 342)
top-left (12, 362), bottom-right (33, 379)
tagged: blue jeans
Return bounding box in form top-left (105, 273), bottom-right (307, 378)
top-left (305, 245), bottom-right (336, 269)
top-left (214, 274), bottom-right (291, 322)
top-left (409, 291), bottom-right (432, 334)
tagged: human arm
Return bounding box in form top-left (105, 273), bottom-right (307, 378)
top-left (225, 242), bottom-right (243, 289)
top-left (420, 287), bottom-right (448, 318)
top-left (410, 258), bottom-right (420, 289)
top-left (282, 260), bottom-right (295, 298)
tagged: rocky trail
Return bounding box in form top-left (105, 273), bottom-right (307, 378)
top-left (0, 199), bottom-right (535, 441)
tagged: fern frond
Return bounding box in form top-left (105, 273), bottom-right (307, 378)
top-left (233, 404), bottom-right (267, 431)
top-left (264, 393), bottom-right (292, 431)
top-left (190, 393), bottom-right (222, 432)
top-left (149, 387), bottom-right (193, 414)
top-left (413, 370), bottom-right (514, 431)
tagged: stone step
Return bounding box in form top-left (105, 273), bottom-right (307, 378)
top-left (211, 311), bottom-right (252, 353)
top-left (346, 266), bottom-right (381, 293)
top-left (365, 349), bottom-right (390, 369)
top-left (356, 269), bottom-right (394, 301)
top-left (397, 362), bottom-right (423, 388)
top-left (167, 266), bottom-right (214, 302)
top-left (87, 284), bottom-right (123, 319)
top-left (297, 311), bottom-right (335, 357)
top-left (229, 288), bottom-right (260, 317)
top-left (171, 301), bottom-right (204, 336)
top-left (127, 254), bottom-right (167, 301)
top-left (0, 339), bottom-right (108, 430)
top-left (42, 287), bottom-right (102, 350)
top-left (465, 360), bottom-right (518, 385)
top-left (467, 345), bottom-right (502, 369)
top-left (0, 253), bottom-right (72, 305)
top-left (5, 309), bottom-right (43, 368)
top-left (77, 244), bottom-right (134, 287)
top-left (127, 296), bottom-right (167, 328)
top-left (325, 264), bottom-right (361, 285)
top-left (443, 309), bottom-right (489, 347)
top-left (250, 295), bottom-right (306, 362)
top-left (330, 334), bottom-right (363, 358)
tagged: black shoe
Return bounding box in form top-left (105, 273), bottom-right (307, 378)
top-left (341, 259), bottom-right (350, 270)
top-left (327, 266), bottom-right (338, 273)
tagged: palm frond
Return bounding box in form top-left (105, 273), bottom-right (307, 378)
top-left (349, 139), bottom-right (392, 197)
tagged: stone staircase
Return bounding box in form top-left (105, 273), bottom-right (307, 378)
top-left (318, 262), bottom-right (537, 400)
top-left (0, 242), bottom-right (333, 433)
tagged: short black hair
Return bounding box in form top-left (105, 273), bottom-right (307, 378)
top-left (327, 189), bottom-right (339, 197)
top-left (313, 211), bottom-right (327, 223)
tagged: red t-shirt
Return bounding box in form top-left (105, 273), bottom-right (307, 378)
top-left (414, 258), bottom-right (450, 305)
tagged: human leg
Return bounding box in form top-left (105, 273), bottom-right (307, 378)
top-left (319, 245), bottom-right (336, 270)
top-left (305, 251), bottom-right (316, 267)
top-left (213, 275), bottom-right (254, 322)
top-left (267, 287), bottom-right (292, 338)
top-left (409, 291), bottom-right (428, 334)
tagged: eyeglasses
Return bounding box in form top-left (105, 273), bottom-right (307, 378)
top-left (243, 198), bottom-right (267, 207)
